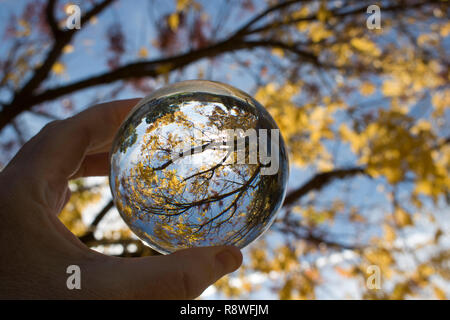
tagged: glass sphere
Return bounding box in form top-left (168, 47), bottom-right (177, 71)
top-left (109, 80), bottom-right (289, 254)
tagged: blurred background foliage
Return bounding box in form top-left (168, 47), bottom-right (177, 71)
top-left (0, 0), bottom-right (449, 299)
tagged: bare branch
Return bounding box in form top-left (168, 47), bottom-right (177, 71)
top-left (283, 167), bottom-right (366, 207)
top-left (45, 0), bottom-right (60, 37)
top-left (78, 199), bottom-right (114, 243)
top-left (28, 109), bottom-right (60, 120)
top-left (275, 224), bottom-right (362, 251)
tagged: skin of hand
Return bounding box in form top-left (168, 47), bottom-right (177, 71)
top-left (0, 99), bottom-right (242, 299)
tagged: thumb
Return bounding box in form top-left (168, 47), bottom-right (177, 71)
top-left (104, 245), bottom-right (243, 299)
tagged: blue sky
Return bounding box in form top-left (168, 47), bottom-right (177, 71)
top-left (0, 0), bottom-right (449, 299)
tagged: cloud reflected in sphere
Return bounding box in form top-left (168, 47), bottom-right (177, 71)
top-left (110, 80), bottom-right (289, 254)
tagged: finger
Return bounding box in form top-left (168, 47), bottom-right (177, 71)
top-left (7, 98), bottom-right (141, 181)
top-left (71, 152), bottom-right (110, 179)
top-left (101, 246), bottom-right (243, 299)
top-left (59, 185), bottom-right (72, 213)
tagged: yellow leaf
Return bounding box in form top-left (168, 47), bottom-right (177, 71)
top-left (433, 286), bottom-right (446, 300)
top-left (339, 124), bottom-right (362, 152)
top-left (410, 119), bottom-right (431, 135)
top-left (292, 7), bottom-right (309, 19)
top-left (394, 207), bottom-right (413, 227)
top-left (168, 13), bottom-right (179, 31)
top-left (381, 79), bottom-right (403, 97)
top-left (440, 21), bottom-right (450, 37)
top-left (62, 45), bottom-right (74, 54)
top-left (335, 266), bottom-right (354, 278)
top-left (304, 268), bottom-right (320, 281)
top-left (364, 248), bottom-right (394, 277)
top-left (350, 38), bottom-right (381, 56)
top-left (156, 63), bottom-right (173, 74)
top-left (51, 62), bottom-right (66, 75)
top-left (297, 21), bottom-right (309, 32)
top-left (138, 47), bottom-right (148, 58)
top-left (392, 283), bottom-right (411, 299)
top-left (372, 166), bottom-right (403, 184)
top-left (415, 180), bottom-right (433, 196)
top-left (89, 16), bottom-right (98, 25)
top-left (360, 82), bottom-right (376, 96)
top-left (384, 224), bottom-right (396, 243)
top-left (16, 19), bottom-right (31, 37)
top-left (418, 264), bottom-right (434, 278)
top-left (417, 33), bottom-right (437, 47)
top-left (271, 48), bottom-right (284, 57)
top-left (309, 22), bottom-right (332, 42)
top-left (176, 0), bottom-right (190, 11)
top-left (64, 3), bottom-right (76, 14)
top-left (317, 159), bottom-right (334, 171)
top-left (317, 2), bottom-right (331, 22)
top-left (431, 90), bottom-right (450, 117)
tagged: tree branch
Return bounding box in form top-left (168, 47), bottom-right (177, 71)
top-left (0, 0), bottom-right (115, 130)
top-left (0, 0), bottom-right (331, 131)
top-left (232, 0), bottom-right (312, 38)
top-left (275, 224), bottom-right (362, 251)
top-left (8, 39), bottom-right (321, 114)
top-left (45, 0), bottom-right (60, 37)
top-left (78, 199), bottom-right (114, 243)
top-left (0, 0), bottom-right (439, 132)
top-left (283, 167), bottom-right (366, 207)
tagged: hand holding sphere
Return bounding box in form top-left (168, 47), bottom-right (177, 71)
top-left (110, 80), bottom-right (289, 254)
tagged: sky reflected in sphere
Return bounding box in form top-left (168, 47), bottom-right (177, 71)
top-left (110, 80), bottom-right (289, 254)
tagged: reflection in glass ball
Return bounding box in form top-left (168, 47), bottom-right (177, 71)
top-left (110, 80), bottom-right (289, 254)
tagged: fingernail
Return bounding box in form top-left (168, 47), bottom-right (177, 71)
top-left (216, 247), bottom-right (242, 272)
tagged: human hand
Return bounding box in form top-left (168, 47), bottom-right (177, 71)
top-left (0, 99), bottom-right (242, 299)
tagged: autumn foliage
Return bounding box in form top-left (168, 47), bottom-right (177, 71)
top-left (0, 0), bottom-right (449, 299)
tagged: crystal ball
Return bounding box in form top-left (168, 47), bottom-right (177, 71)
top-left (109, 80), bottom-right (289, 254)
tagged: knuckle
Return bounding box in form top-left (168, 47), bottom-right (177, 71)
top-left (41, 119), bottom-right (63, 133)
top-left (175, 263), bottom-right (196, 299)
top-left (172, 253), bottom-right (216, 299)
